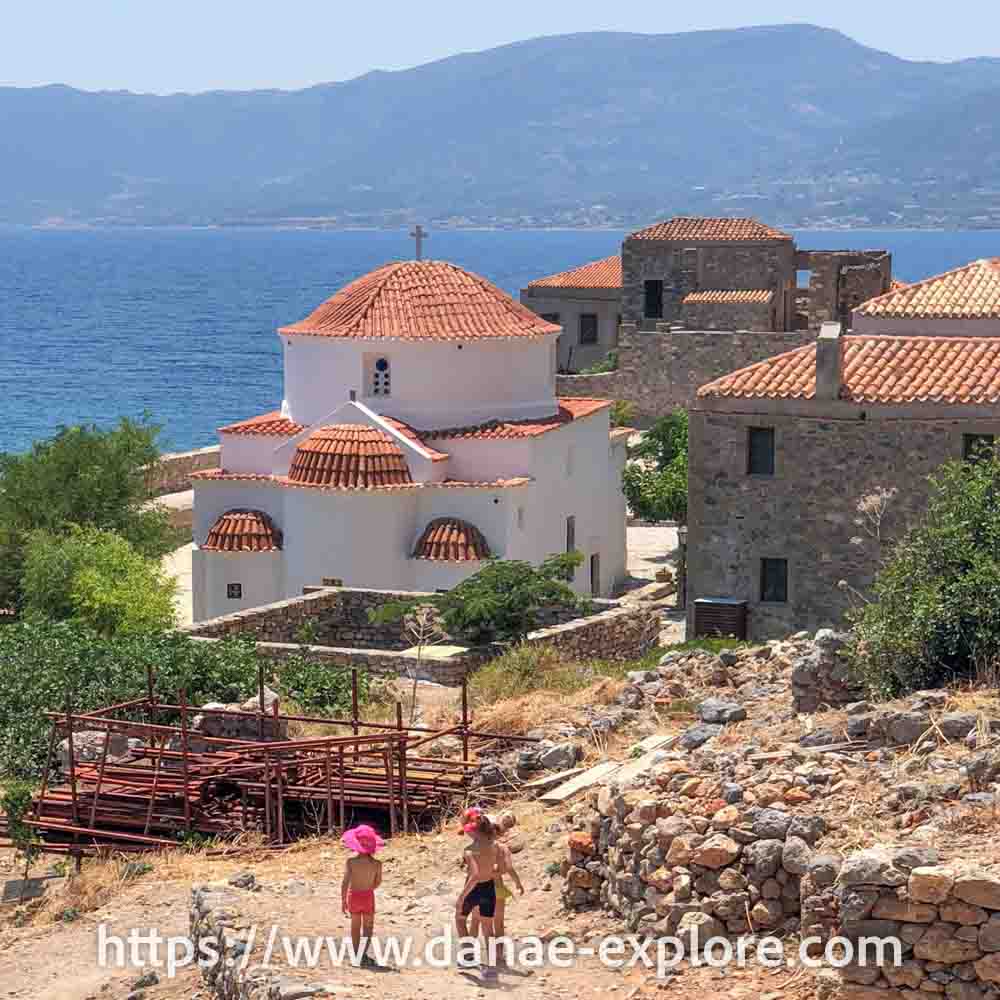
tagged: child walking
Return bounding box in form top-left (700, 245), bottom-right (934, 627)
top-left (455, 807), bottom-right (500, 976)
top-left (341, 824), bottom-right (384, 965)
top-left (470, 811), bottom-right (523, 943)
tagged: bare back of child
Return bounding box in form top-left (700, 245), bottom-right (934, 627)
top-left (340, 825), bottom-right (385, 965)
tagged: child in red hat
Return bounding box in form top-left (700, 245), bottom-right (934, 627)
top-left (340, 824), bottom-right (385, 963)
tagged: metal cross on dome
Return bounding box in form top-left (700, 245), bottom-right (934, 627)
top-left (410, 224), bottom-right (428, 261)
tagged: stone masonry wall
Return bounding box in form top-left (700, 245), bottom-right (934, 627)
top-left (145, 446), bottom-right (221, 497)
top-left (790, 630), bottom-right (866, 713)
top-left (681, 298), bottom-right (774, 332)
top-left (798, 250), bottom-right (892, 331)
top-left (621, 240), bottom-right (796, 330)
top-left (556, 325), bottom-right (816, 423)
top-left (835, 848), bottom-right (1000, 1000)
top-left (524, 605), bottom-right (661, 663)
top-left (686, 409), bottom-right (1000, 640)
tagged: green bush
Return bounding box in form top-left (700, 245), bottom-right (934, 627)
top-left (371, 553), bottom-right (585, 646)
top-left (579, 351), bottom-right (618, 374)
top-left (623, 409), bottom-right (688, 523)
top-left (22, 526), bottom-right (177, 636)
top-left (850, 456), bottom-right (1000, 697)
top-left (277, 653), bottom-right (368, 717)
top-left (0, 418), bottom-right (175, 612)
top-left (610, 400), bottom-right (636, 428)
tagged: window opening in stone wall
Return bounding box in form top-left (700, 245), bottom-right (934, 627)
top-left (372, 357), bottom-right (391, 396)
top-left (579, 313), bottom-right (599, 345)
top-left (760, 559), bottom-right (788, 603)
top-left (797, 270), bottom-right (812, 290)
top-left (747, 427), bottom-right (775, 476)
top-left (644, 280), bottom-right (664, 320)
top-left (227, 583), bottom-right (243, 600)
top-left (541, 312), bottom-right (561, 324)
top-left (963, 433), bottom-right (996, 463)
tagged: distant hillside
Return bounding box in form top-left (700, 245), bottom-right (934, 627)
top-left (3, 25), bottom-right (1000, 228)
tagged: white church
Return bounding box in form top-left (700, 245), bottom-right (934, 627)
top-left (191, 258), bottom-right (629, 622)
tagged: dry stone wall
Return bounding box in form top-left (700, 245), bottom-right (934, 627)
top-left (145, 446), bottom-right (220, 497)
top-left (791, 629), bottom-right (866, 713)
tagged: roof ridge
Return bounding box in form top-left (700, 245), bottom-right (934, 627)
top-left (858, 257), bottom-right (1000, 312)
top-left (697, 342), bottom-right (816, 396)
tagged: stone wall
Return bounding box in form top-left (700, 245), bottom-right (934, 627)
top-left (681, 298), bottom-right (774, 333)
top-left (621, 239), bottom-right (796, 331)
top-left (525, 604), bottom-right (660, 663)
top-left (191, 883), bottom-right (281, 1000)
top-left (556, 324), bottom-right (816, 422)
top-left (181, 587), bottom-right (421, 650)
top-left (834, 848), bottom-right (1000, 1000)
top-left (798, 249), bottom-right (892, 331)
top-left (790, 630), bottom-right (866, 713)
top-left (687, 407), bottom-right (1000, 640)
top-left (145, 446), bottom-right (220, 497)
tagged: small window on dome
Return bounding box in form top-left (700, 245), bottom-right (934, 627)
top-left (372, 357), bottom-right (391, 397)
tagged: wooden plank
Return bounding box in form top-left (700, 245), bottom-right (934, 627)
top-left (523, 767), bottom-right (586, 791)
top-left (540, 734), bottom-right (678, 804)
top-left (539, 761), bottom-right (620, 804)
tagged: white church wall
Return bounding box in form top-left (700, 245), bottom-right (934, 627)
top-left (193, 549), bottom-right (285, 622)
top-left (425, 437), bottom-right (533, 488)
top-left (282, 334), bottom-right (559, 430)
top-left (192, 483), bottom-right (286, 548)
top-left (281, 489), bottom-right (420, 596)
top-left (413, 488), bottom-right (519, 560)
top-left (515, 410), bottom-right (627, 597)
top-left (219, 434), bottom-right (287, 476)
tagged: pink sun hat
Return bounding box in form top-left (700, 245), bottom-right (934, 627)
top-left (342, 824), bottom-right (385, 855)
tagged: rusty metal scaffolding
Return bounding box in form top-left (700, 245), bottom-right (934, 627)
top-left (10, 666), bottom-right (536, 857)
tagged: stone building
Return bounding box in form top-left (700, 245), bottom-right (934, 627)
top-left (190, 259), bottom-right (629, 621)
top-left (687, 324), bottom-right (1000, 639)
top-left (519, 255), bottom-right (621, 372)
top-left (621, 216), bottom-right (891, 333)
top-left (853, 256), bottom-right (1000, 335)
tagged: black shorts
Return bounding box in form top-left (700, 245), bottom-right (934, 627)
top-left (462, 880), bottom-right (497, 918)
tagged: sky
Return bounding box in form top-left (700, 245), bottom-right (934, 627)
top-left (3, 0), bottom-right (999, 94)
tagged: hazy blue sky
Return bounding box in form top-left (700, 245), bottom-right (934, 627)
top-left (3, 0), bottom-right (998, 94)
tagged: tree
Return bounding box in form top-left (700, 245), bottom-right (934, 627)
top-left (622, 409), bottom-right (688, 523)
top-left (371, 553), bottom-right (585, 646)
top-left (0, 418), bottom-right (174, 611)
top-left (21, 526), bottom-right (178, 636)
top-left (850, 455), bottom-right (1000, 697)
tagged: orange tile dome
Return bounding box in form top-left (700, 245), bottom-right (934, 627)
top-left (203, 510), bottom-right (282, 552)
top-left (413, 517), bottom-right (492, 562)
top-left (278, 260), bottom-right (561, 341)
top-left (288, 425), bottom-right (413, 488)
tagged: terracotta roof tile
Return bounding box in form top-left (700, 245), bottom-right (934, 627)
top-left (414, 398), bottom-right (611, 441)
top-left (191, 469), bottom-right (531, 491)
top-left (279, 260), bottom-right (561, 341)
top-left (203, 510), bottom-right (282, 552)
top-left (288, 425), bottom-right (412, 488)
top-left (628, 217), bottom-right (792, 242)
top-left (413, 517), bottom-right (492, 562)
top-left (682, 289), bottom-right (774, 305)
top-left (698, 335), bottom-right (1000, 405)
top-left (857, 259), bottom-right (1000, 320)
top-left (219, 411), bottom-right (306, 437)
top-left (381, 417), bottom-right (450, 462)
top-left (527, 255), bottom-right (622, 290)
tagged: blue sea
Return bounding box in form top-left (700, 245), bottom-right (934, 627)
top-left (2, 226), bottom-right (999, 455)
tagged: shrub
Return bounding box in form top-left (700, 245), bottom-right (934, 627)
top-left (22, 526), bottom-right (177, 636)
top-left (0, 418), bottom-right (174, 612)
top-left (850, 455), bottom-right (1000, 697)
top-left (579, 351), bottom-right (618, 374)
top-left (277, 653), bottom-right (368, 717)
top-left (623, 409), bottom-right (688, 523)
top-left (610, 400), bottom-right (636, 428)
top-left (371, 553), bottom-right (585, 646)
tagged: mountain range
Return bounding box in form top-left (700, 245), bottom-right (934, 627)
top-left (3, 24), bottom-right (1000, 228)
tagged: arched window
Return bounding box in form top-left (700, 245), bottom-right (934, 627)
top-left (372, 357), bottom-right (391, 397)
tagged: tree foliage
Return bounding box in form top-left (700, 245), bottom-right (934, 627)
top-left (371, 553), bottom-right (585, 646)
top-left (622, 409), bottom-right (688, 523)
top-left (0, 418), bottom-right (174, 611)
top-left (22, 526), bottom-right (177, 636)
top-left (850, 455), bottom-right (1000, 697)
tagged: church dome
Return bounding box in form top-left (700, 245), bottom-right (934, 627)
top-left (203, 510), bottom-right (282, 552)
top-left (413, 517), bottom-right (492, 562)
top-left (288, 425), bottom-right (413, 488)
top-left (278, 260), bottom-right (561, 342)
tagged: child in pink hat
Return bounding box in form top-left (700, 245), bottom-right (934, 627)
top-left (340, 824), bottom-right (385, 963)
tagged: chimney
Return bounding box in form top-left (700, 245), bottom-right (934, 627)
top-left (815, 322), bottom-right (841, 401)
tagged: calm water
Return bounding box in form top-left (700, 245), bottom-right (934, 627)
top-left (2, 226), bottom-right (999, 455)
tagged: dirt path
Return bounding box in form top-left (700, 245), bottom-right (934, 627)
top-left (0, 801), bottom-right (816, 1000)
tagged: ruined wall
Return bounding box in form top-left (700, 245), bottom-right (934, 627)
top-left (681, 298), bottom-right (774, 332)
top-left (555, 324), bottom-right (816, 423)
top-left (798, 250), bottom-right (891, 330)
top-left (145, 446), bottom-right (221, 497)
top-left (687, 409), bottom-right (1000, 640)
